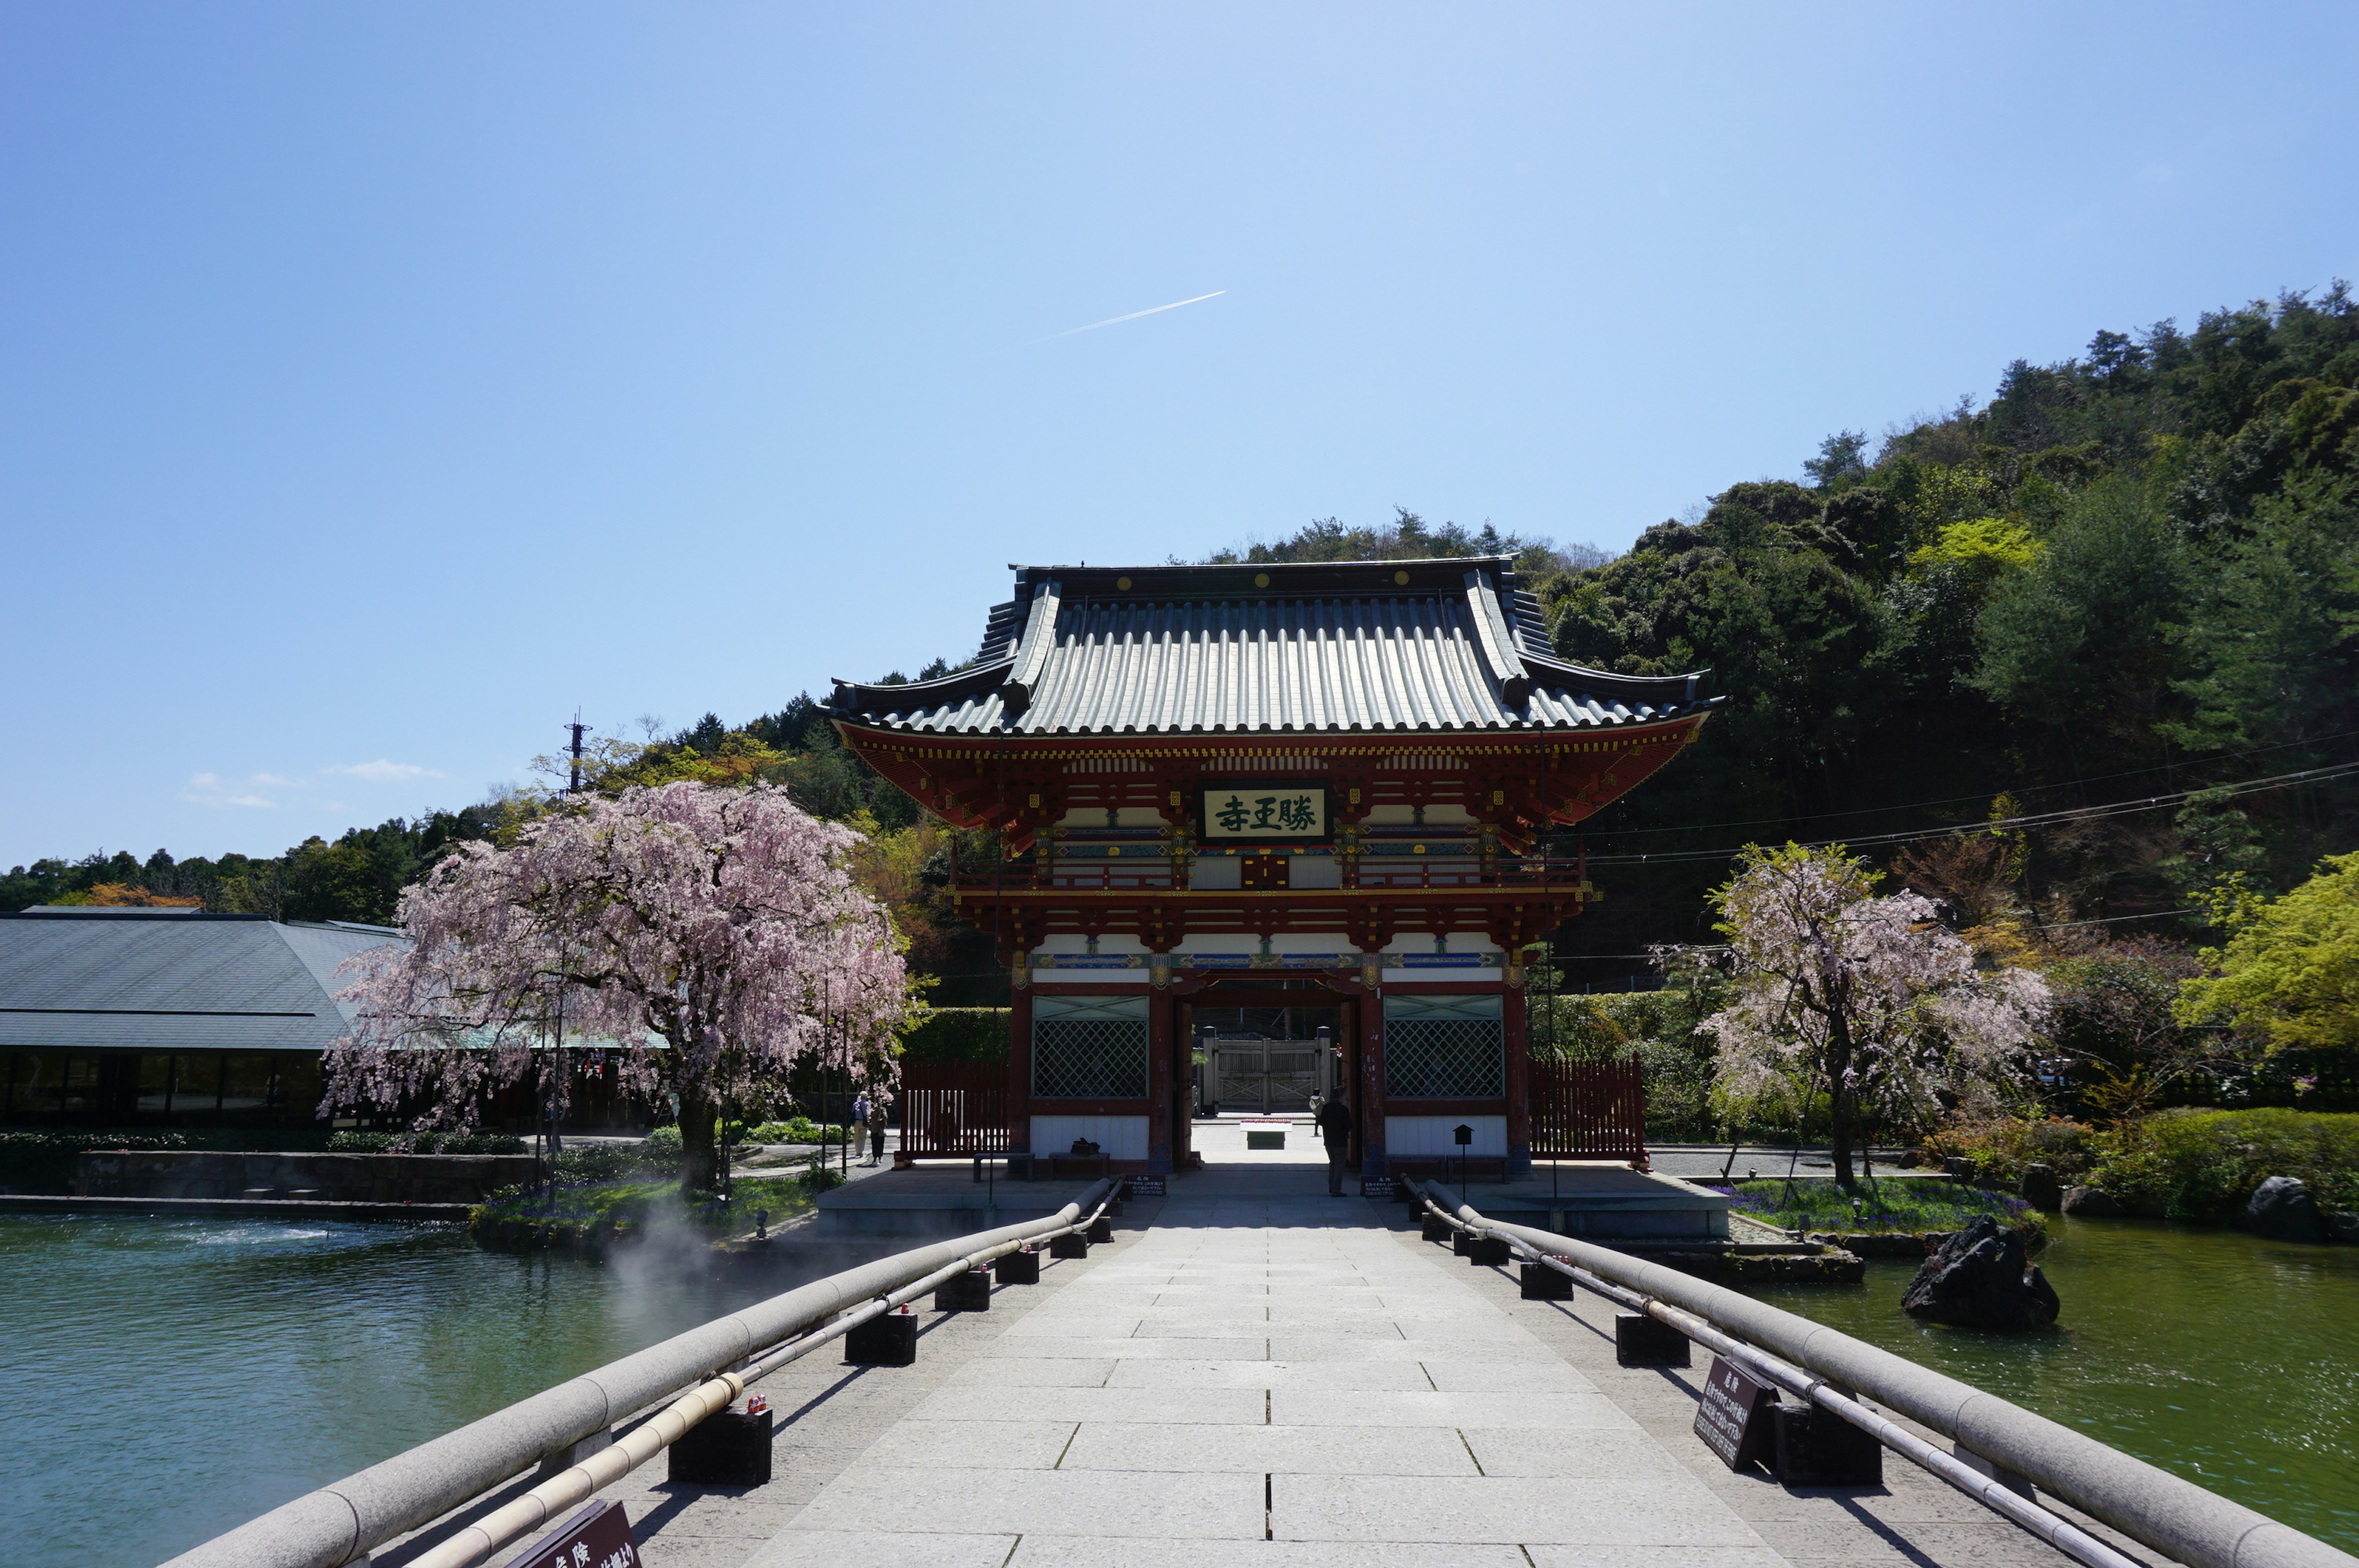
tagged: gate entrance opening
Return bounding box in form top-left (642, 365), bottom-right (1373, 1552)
top-left (1193, 1007), bottom-right (1341, 1115)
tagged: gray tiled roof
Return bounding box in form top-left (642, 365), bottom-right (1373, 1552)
top-left (832, 557), bottom-right (1713, 736)
top-left (0, 912), bottom-right (405, 1053)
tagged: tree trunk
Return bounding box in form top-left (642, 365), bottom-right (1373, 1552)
top-left (1829, 1082), bottom-right (1856, 1190)
top-left (1826, 1009), bottom-right (1858, 1190)
top-left (678, 1082), bottom-right (721, 1195)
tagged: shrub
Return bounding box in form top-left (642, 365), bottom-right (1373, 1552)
top-left (1717, 1177), bottom-right (2032, 1233)
top-left (0, 1129), bottom-right (194, 1189)
top-left (2085, 1107), bottom-right (2359, 1218)
top-left (1919, 1115), bottom-right (2094, 1185)
top-left (324, 1130), bottom-right (527, 1155)
top-left (743, 1117), bottom-right (850, 1145)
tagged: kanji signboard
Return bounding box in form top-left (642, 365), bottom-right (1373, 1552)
top-left (509, 1499), bottom-right (639, 1568)
top-left (1693, 1355), bottom-right (1777, 1472)
top-left (1200, 785), bottom-right (1329, 843)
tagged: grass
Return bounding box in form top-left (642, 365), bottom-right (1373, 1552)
top-left (1712, 1177), bottom-right (2031, 1232)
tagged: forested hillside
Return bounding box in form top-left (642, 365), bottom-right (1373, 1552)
top-left (10, 286), bottom-right (2355, 1008)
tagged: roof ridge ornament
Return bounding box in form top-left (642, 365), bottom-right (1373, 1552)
top-left (1001, 577), bottom-right (1063, 717)
top-left (1461, 568), bottom-right (1532, 708)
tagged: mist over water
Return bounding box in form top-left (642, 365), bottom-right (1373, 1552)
top-left (0, 1214), bottom-right (835, 1568)
top-left (1745, 1215), bottom-right (2359, 1550)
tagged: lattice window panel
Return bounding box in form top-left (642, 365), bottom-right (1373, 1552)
top-left (1385, 1018), bottom-right (1504, 1099)
top-left (1031, 1018), bottom-right (1149, 1099)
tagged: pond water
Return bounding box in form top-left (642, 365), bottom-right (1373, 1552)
top-left (11, 1211), bottom-right (2358, 1566)
top-left (0, 1214), bottom-right (799, 1568)
top-left (1745, 1214), bottom-right (2359, 1551)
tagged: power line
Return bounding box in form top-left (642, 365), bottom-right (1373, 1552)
top-left (1584, 760), bottom-right (2359, 868)
top-left (1575, 725), bottom-right (2359, 841)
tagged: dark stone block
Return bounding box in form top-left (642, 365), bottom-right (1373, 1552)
top-left (1450, 1229), bottom-right (1473, 1256)
top-left (1050, 1232), bottom-right (1090, 1259)
top-left (2247, 1176), bottom-right (2326, 1243)
top-left (1773, 1400), bottom-right (1882, 1486)
top-left (1463, 1236), bottom-right (1511, 1266)
top-left (1520, 1263), bottom-right (1573, 1300)
top-left (1900, 1215), bottom-right (2059, 1330)
top-left (2328, 1211), bottom-right (2359, 1245)
top-left (995, 1247), bottom-right (1040, 1284)
top-left (1423, 1214), bottom-right (1454, 1242)
top-left (2062, 1185), bottom-right (2123, 1216)
top-left (845, 1308), bottom-right (918, 1366)
top-left (1086, 1217), bottom-right (1114, 1242)
top-left (1614, 1311), bottom-right (1691, 1367)
top-left (2020, 1163), bottom-right (2063, 1212)
top-left (934, 1266), bottom-right (992, 1312)
top-left (669, 1406), bottom-right (772, 1486)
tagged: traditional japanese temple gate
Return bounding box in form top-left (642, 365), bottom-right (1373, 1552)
top-left (833, 558), bottom-right (1716, 1176)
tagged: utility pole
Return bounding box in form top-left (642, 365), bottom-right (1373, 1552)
top-left (566, 712), bottom-right (587, 795)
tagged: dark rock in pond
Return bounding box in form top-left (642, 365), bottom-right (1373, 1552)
top-left (2062, 1186), bottom-right (2123, 1217)
top-left (2245, 1176), bottom-right (2326, 1243)
top-left (1900, 1215), bottom-right (2059, 1330)
top-left (2020, 1163), bottom-right (2063, 1212)
top-left (2326, 1211), bottom-right (2359, 1246)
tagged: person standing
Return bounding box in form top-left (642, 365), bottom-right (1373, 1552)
top-left (1316, 1093), bottom-right (1353, 1196)
top-left (851, 1091), bottom-right (872, 1165)
top-left (867, 1093), bottom-right (890, 1166)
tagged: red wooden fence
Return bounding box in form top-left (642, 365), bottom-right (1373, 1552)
top-left (896, 1059), bottom-right (1011, 1163)
top-left (1528, 1056), bottom-right (1648, 1168)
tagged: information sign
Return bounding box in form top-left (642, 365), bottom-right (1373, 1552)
top-left (1359, 1175), bottom-right (1398, 1199)
top-left (510, 1499), bottom-right (638, 1568)
top-left (1693, 1355), bottom-right (1777, 1472)
top-left (1125, 1176), bottom-right (1167, 1197)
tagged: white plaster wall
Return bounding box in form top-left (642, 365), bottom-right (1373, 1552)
top-left (1385, 1114), bottom-right (1507, 1158)
top-left (1363, 803), bottom-right (1473, 824)
top-left (1033, 933), bottom-right (1148, 954)
top-left (1188, 857), bottom-right (1241, 889)
top-left (1030, 1114), bottom-right (1149, 1160)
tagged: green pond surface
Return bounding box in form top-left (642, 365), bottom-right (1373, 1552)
top-left (1745, 1214), bottom-right (2359, 1551)
top-left (0, 1214), bottom-right (791, 1568)
top-left (7, 1212), bottom-right (2358, 1567)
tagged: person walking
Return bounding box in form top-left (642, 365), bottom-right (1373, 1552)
top-left (1316, 1091), bottom-right (1353, 1196)
top-left (851, 1091), bottom-right (872, 1165)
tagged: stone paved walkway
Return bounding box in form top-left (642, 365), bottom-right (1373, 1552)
top-left (460, 1163), bottom-right (2145, 1568)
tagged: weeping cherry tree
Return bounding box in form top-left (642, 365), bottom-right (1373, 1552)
top-left (325, 781), bottom-right (914, 1193)
top-left (1703, 842), bottom-right (2051, 1188)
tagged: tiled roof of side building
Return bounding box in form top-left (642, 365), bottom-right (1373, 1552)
top-left (0, 910), bottom-right (407, 1053)
top-left (830, 556), bottom-right (1717, 736)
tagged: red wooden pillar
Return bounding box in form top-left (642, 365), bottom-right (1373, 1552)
top-left (1504, 983), bottom-right (1532, 1175)
top-left (1147, 985), bottom-right (1174, 1174)
top-left (1008, 980), bottom-right (1033, 1159)
top-left (1361, 983), bottom-right (1388, 1177)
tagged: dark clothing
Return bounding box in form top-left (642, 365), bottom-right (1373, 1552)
top-left (1316, 1100), bottom-right (1353, 1195)
top-left (1315, 1100), bottom-right (1352, 1151)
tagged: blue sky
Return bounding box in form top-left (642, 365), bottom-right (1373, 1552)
top-left (4, 4), bottom-right (2357, 866)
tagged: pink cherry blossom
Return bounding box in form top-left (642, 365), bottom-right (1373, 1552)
top-left (1699, 843), bottom-right (2050, 1186)
top-left (323, 781), bottom-right (914, 1190)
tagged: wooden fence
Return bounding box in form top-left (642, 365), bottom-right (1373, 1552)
top-left (895, 1058), bottom-right (1011, 1163)
top-left (1529, 1056), bottom-right (1648, 1168)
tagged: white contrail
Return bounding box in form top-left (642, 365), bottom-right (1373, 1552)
top-left (1033, 290), bottom-right (1226, 342)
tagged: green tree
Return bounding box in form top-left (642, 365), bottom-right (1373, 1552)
top-left (2177, 854), bottom-right (2359, 1055)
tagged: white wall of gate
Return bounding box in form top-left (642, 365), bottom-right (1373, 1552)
top-left (1029, 1114), bottom-right (1149, 1159)
top-left (1385, 1114), bottom-right (1507, 1158)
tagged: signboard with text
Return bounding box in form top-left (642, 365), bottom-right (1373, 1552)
top-left (1692, 1355), bottom-right (1777, 1472)
top-left (511, 1499), bottom-right (638, 1568)
top-left (1200, 784), bottom-right (1331, 843)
